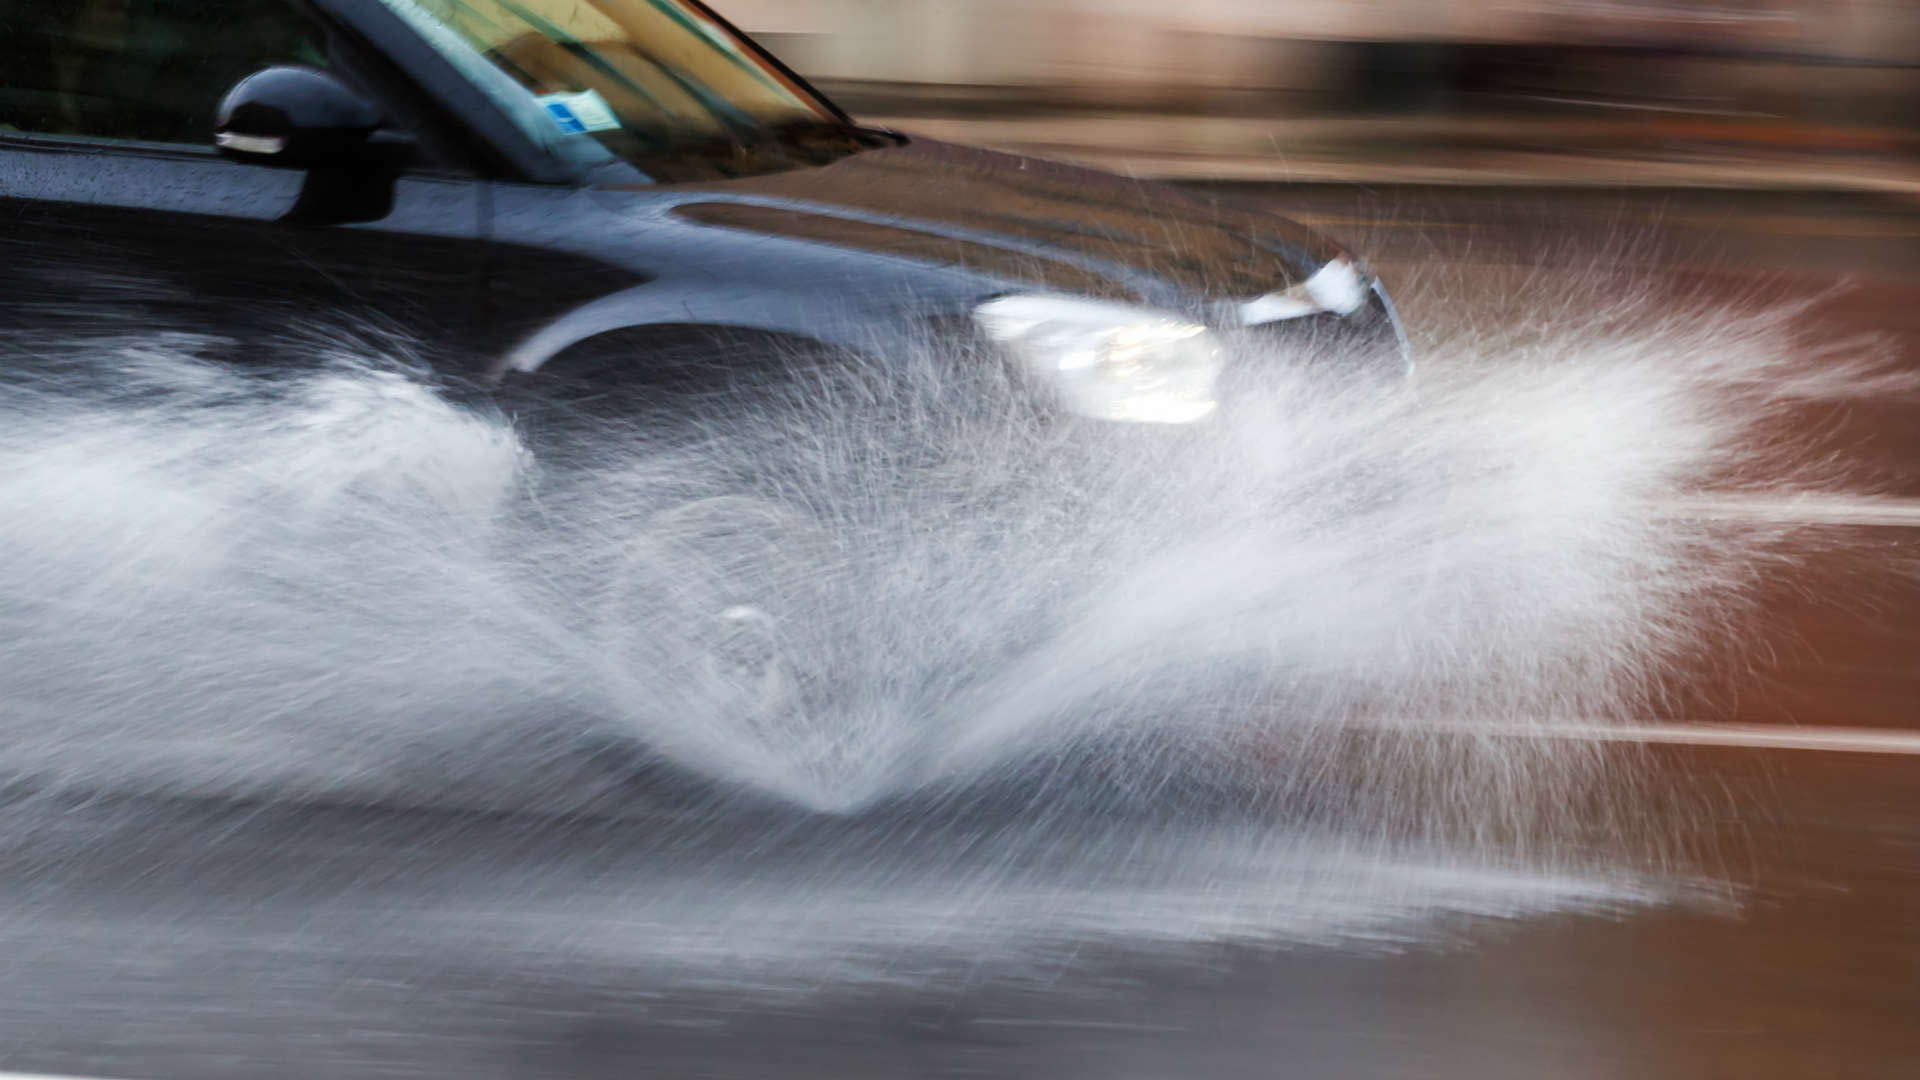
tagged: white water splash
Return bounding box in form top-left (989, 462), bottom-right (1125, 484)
top-left (0, 298), bottom-right (1894, 836)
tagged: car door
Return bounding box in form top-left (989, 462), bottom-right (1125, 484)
top-left (0, 0), bottom-right (499, 374)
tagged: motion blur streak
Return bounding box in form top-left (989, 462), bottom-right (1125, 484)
top-left (0, 296), bottom-right (1901, 964)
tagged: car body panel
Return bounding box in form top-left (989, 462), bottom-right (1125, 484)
top-left (481, 135), bottom-right (1359, 374)
top-left (0, 137), bottom-right (490, 364)
top-left (646, 136), bottom-right (1345, 302)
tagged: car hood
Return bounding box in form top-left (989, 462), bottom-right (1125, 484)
top-left (644, 136), bottom-right (1349, 309)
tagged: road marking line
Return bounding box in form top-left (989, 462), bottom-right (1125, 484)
top-left (1402, 720), bottom-right (1920, 755)
top-left (1670, 493), bottom-right (1920, 528)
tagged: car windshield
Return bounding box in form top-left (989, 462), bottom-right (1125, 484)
top-left (379, 0), bottom-right (874, 181)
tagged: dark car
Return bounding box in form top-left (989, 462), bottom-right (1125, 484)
top-left (0, 0), bottom-right (1417, 805)
top-left (0, 0), bottom-right (1405, 431)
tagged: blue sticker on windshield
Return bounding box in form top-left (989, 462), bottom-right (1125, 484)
top-left (544, 102), bottom-right (586, 134)
top-left (537, 90), bottom-right (620, 135)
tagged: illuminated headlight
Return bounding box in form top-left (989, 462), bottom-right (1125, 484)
top-left (972, 294), bottom-right (1223, 424)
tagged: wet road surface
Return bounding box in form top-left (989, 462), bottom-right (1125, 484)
top-left (4, 186), bottom-right (1919, 1079)
top-left (1, 744), bottom-right (1916, 1079)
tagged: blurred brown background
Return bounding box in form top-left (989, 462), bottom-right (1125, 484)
top-left (724, 0), bottom-right (1920, 188)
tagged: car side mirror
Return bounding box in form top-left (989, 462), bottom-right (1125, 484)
top-left (214, 66), bottom-right (391, 169)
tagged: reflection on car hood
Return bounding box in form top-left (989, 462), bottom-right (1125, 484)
top-left (649, 136), bottom-right (1347, 306)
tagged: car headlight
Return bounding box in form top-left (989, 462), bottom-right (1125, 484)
top-left (972, 294), bottom-right (1223, 424)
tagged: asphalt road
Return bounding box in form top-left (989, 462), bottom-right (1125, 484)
top-left (3, 185), bottom-right (1918, 1079)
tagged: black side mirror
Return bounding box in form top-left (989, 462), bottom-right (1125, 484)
top-left (214, 66), bottom-right (389, 169)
